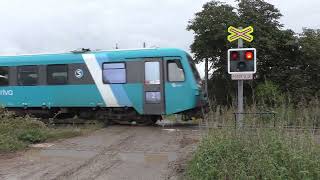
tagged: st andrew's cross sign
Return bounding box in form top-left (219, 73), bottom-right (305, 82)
top-left (227, 26), bottom-right (254, 43)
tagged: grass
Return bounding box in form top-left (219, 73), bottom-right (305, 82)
top-left (191, 96), bottom-right (320, 180)
top-left (186, 128), bottom-right (320, 180)
top-left (203, 97), bottom-right (320, 129)
top-left (0, 112), bottom-right (103, 153)
top-left (46, 124), bottom-right (103, 141)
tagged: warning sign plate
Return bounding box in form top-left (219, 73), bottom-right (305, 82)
top-left (231, 74), bottom-right (253, 80)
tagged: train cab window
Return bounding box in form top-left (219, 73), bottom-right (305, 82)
top-left (145, 62), bottom-right (160, 84)
top-left (167, 60), bottom-right (185, 82)
top-left (17, 66), bottom-right (39, 86)
top-left (103, 63), bottom-right (126, 84)
top-left (187, 55), bottom-right (201, 82)
top-left (0, 67), bottom-right (9, 86)
top-left (47, 64), bottom-right (68, 85)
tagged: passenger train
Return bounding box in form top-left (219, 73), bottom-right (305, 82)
top-left (0, 48), bottom-right (206, 125)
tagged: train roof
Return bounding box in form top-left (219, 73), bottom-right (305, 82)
top-left (0, 48), bottom-right (189, 66)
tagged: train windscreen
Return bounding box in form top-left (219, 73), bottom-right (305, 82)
top-left (187, 55), bottom-right (201, 82)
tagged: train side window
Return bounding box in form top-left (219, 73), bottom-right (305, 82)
top-left (145, 61), bottom-right (160, 84)
top-left (145, 91), bottom-right (161, 104)
top-left (0, 67), bottom-right (9, 86)
top-left (17, 66), bottom-right (39, 86)
top-left (47, 64), bottom-right (68, 85)
top-left (103, 63), bottom-right (126, 84)
top-left (167, 60), bottom-right (185, 82)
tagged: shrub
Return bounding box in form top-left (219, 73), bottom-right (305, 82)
top-left (0, 108), bottom-right (102, 153)
top-left (0, 134), bottom-right (26, 152)
top-left (256, 80), bottom-right (284, 108)
top-left (17, 129), bottom-right (48, 143)
top-left (0, 115), bottom-right (49, 151)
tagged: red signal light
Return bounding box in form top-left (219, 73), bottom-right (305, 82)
top-left (245, 51), bottom-right (253, 60)
top-left (231, 51), bottom-right (239, 61)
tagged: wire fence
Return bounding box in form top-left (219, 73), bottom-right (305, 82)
top-left (199, 110), bottom-right (320, 135)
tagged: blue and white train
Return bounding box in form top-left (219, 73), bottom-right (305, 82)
top-left (0, 48), bottom-right (206, 125)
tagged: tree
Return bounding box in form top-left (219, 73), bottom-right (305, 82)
top-left (187, 0), bottom-right (315, 105)
top-left (187, 1), bottom-right (239, 105)
top-left (294, 29), bottom-right (320, 98)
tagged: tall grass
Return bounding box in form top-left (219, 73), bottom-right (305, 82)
top-left (203, 95), bottom-right (320, 129)
top-left (191, 82), bottom-right (320, 179)
top-left (203, 81), bottom-right (320, 129)
top-left (186, 128), bottom-right (320, 180)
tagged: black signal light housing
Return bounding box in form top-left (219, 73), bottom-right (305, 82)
top-left (228, 48), bottom-right (256, 74)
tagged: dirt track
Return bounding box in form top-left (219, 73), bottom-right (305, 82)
top-left (0, 125), bottom-right (200, 180)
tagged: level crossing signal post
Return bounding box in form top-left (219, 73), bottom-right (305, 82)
top-left (227, 26), bottom-right (256, 128)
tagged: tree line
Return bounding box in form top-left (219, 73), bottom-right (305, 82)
top-left (187, 0), bottom-right (320, 105)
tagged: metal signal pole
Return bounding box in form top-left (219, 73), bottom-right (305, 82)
top-left (228, 26), bottom-right (255, 128)
top-left (237, 28), bottom-right (244, 128)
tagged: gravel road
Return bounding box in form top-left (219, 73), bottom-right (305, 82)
top-left (0, 125), bottom-right (200, 180)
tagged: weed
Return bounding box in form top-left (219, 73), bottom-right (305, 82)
top-left (17, 129), bottom-right (48, 143)
top-left (0, 134), bottom-right (26, 152)
top-left (0, 110), bottom-right (103, 153)
top-left (186, 129), bottom-right (320, 180)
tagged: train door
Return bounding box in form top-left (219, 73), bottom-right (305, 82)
top-left (163, 57), bottom-right (188, 114)
top-left (143, 58), bottom-right (165, 115)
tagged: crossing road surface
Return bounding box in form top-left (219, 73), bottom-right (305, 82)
top-left (0, 125), bottom-right (200, 180)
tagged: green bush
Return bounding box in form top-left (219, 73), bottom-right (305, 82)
top-left (0, 110), bottom-right (103, 153)
top-left (0, 117), bottom-right (48, 151)
top-left (0, 118), bottom-right (47, 135)
top-left (186, 129), bottom-right (320, 180)
top-left (0, 134), bottom-right (26, 152)
top-left (17, 129), bottom-right (48, 143)
top-left (256, 80), bottom-right (284, 108)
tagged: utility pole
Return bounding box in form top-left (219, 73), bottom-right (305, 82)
top-left (143, 42), bottom-right (146, 48)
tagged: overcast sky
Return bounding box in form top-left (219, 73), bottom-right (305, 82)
top-left (0, 0), bottom-right (319, 77)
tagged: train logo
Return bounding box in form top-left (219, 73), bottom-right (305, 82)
top-left (75, 69), bottom-right (84, 79)
top-left (0, 89), bottom-right (13, 96)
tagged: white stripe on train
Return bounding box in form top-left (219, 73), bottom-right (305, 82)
top-left (82, 54), bottom-right (120, 107)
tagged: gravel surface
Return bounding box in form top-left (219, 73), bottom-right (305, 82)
top-left (0, 125), bottom-right (200, 180)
